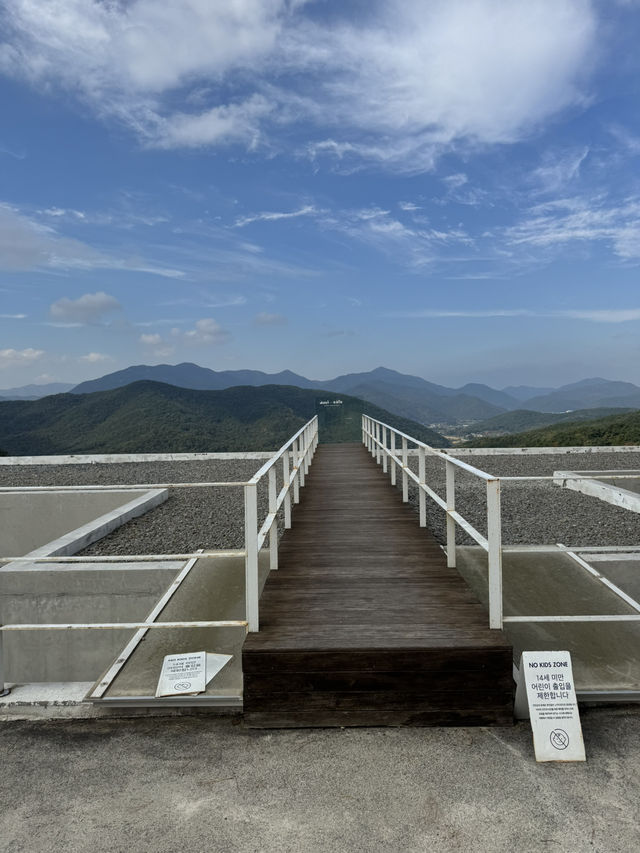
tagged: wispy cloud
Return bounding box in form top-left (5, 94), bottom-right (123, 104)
top-left (0, 0), bottom-right (598, 171)
top-left (389, 308), bottom-right (640, 323)
top-left (235, 205), bottom-right (319, 228)
top-left (319, 206), bottom-right (473, 268)
top-left (505, 195), bottom-right (640, 260)
top-left (79, 352), bottom-right (113, 363)
top-left (530, 147), bottom-right (589, 194)
top-left (0, 202), bottom-right (185, 277)
top-left (254, 312), bottom-right (287, 326)
top-left (0, 313), bottom-right (26, 319)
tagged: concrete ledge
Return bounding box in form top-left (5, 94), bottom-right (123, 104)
top-left (0, 452), bottom-right (273, 465)
top-left (0, 682), bottom-right (241, 719)
top-left (2, 488), bottom-right (168, 564)
top-left (555, 470), bottom-right (640, 513)
top-left (450, 446), bottom-right (640, 456)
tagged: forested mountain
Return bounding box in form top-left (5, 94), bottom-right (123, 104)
top-left (463, 410), bottom-right (640, 448)
top-left (0, 381), bottom-right (448, 455)
top-left (460, 407), bottom-right (635, 436)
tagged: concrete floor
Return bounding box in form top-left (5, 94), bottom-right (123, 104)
top-left (0, 708), bottom-right (639, 853)
top-left (456, 546), bottom-right (640, 692)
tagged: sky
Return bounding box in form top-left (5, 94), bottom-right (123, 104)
top-left (1, 0), bottom-right (640, 391)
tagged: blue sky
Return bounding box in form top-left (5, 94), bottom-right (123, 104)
top-left (1, 0), bottom-right (640, 390)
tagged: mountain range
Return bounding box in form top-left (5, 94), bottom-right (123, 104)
top-left (3, 364), bottom-right (640, 426)
top-left (0, 381), bottom-right (447, 455)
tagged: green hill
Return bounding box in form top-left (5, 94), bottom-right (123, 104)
top-left (461, 407), bottom-right (635, 436)
top-left (0, 381), bottom-right (448, 455)
top-left (463, 409), bottom-right (640, 448)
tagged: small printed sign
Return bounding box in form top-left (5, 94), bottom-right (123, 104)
top-left (515, 651), bottom-right (586, 762)
top-left (156, 651), bottom-right (207, 697)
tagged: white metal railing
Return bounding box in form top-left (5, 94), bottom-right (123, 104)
top-left (243, 415), bottom-right (318, 631)
top-left (0, 417), bottom-right (319, 694)
top-left (362, 414), bottom-right (640, 636)
top-left (362, 414), bottom-right (504, 629)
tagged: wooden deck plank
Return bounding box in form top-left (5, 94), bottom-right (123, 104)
top-left (242, 442), bottom-right (513, 727)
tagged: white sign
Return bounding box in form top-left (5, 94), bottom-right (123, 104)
top-left (156, 651), bottom-right (206, 697)
top-left (155, 651), bottom-right (232, 698)
top-left (515, 651), bottom-right (586, 762)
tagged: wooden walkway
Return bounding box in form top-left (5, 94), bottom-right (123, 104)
top-left (242, 443), bottom-right (513, 727)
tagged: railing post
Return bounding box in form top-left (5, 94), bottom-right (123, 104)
top-left (283, 451), bottom-right (292, 528)
top-left (293, 440), bottom-right (300, 504)
top-left (304, 426), bottom-right (311, 475)
top-left (375, 422), bottom-right (381, 464)
top-left (0, 627), bottom-right (10, 697)
top-left (244, 483), bottom-right (259, 632)
top-left (268, 466), bottom-right (278, 572)
top-left (445, 460), bottom-right (456, 567)
top-left (487, 478), bottom-right (503, 629)
top-left (402, 437), bottom-right (408, 502)
top-left (298, 437), bottom-right (306, 487)
top-left (390, 430), bottom-right (396, 485)
top-left (370, 420), bottom-right (376, 457)
top-left (419, 446), bottom-right (426, 527)
top-left (382, 427), bottom-right (388, 474)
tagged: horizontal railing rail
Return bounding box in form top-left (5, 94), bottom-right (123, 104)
top-left (362, 414), bottom-right (503, 628)
top-left (244, 416), bottom-right (318, 631)
top-left (362, 414), bottom-right (640, 638)
top-left (1, 418), bottom-right (319, 695)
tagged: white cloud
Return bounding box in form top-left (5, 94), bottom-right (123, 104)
top-left (50, 292), bottom-right (122, 324)
top-left (254, 312), bottom-right (287, 325)
top-left (156, 95), bottom-right (273, 150)
top-left (398, 201), bottom-right (421, 212)
top-left (0, 347), bottom-right (44, 369)
top-left (0, 0), bottom-right (598, 170)
top-left (0, 313), bottom-right (26, 319)
top-left (79, 352), bottom-right (112, 363)
top-left (139, 333), bottom-right (175, 357)
top-left (142, 318), bottom-right (231, 354)
top-left (443, 174), bottom-right (468, 190)
top-left (140, 333), bottom-right (163, 346)
top-left (183, 318), bottom-right (230, 344)
top-left (301, 0), bottom-right (596, 171)
top-left (235, 205), bottom-right (319, 228)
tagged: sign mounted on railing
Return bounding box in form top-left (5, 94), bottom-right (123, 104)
top-left (515, 650), bottom-right (586, 762)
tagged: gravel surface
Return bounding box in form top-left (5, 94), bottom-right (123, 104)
top-left (3, 450), bottom-right (640, 554)
top-left (405, 450), bottom-right (640, 547)
top-left (0, 460), bottom-right (270, 554)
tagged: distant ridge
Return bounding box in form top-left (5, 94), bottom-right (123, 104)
top-left (71, 363), bottom-right (317, 394)
top-left (67, 363), bottom-right (640, 427)
top-left (0, 382), bottom-right (74, 400)
top-left (70, 363), bottom-right (512, 424)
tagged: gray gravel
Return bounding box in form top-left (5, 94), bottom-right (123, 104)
top-left (405, 451), bottom-right (640, 547)
top-left (3, 450), bottom-right (640, 554)
top-left (0, 460), bottom-right (269, 554)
